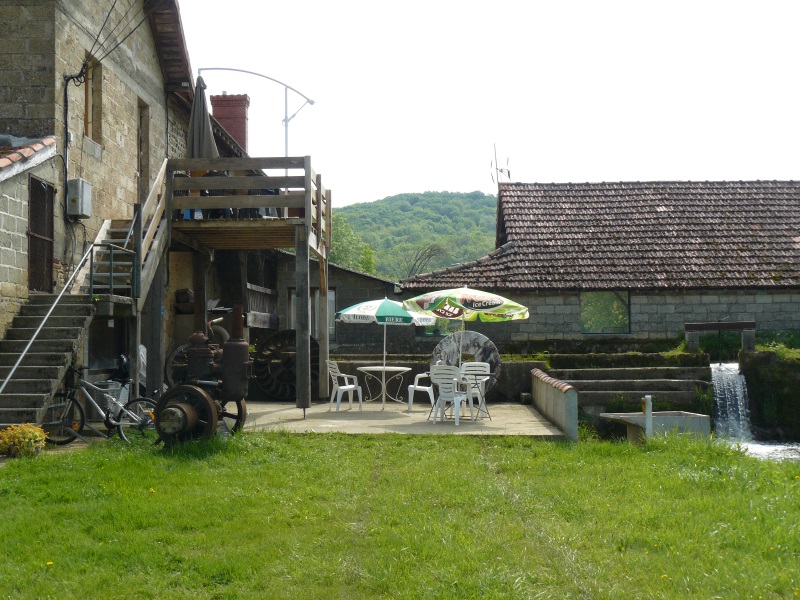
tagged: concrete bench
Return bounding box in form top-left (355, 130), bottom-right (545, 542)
top-left (684, 321), bottom-right (755, 353)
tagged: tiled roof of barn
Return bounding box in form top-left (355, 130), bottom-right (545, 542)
top-left (401, 180), bottom-right (800, 291)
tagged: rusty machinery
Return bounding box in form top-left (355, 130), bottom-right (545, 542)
top-left (155, 306), bottom-right (250, 446)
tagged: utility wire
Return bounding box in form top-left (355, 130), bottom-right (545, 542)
top-left (88, 0), bottom-right (120, 59)
top-left (96, 15), bottom-right (149, 63)
top-left (96, 1), bottom-right (141, 60)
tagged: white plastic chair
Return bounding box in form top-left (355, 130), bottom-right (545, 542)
top-left (430, 364), bottom-right (472, 425)
top-left (407, 372), bottom-right (435, 411)
top-left (459, 361), bottom-right (492, 420)
top-left (326, 360), bottom-right (362, 412)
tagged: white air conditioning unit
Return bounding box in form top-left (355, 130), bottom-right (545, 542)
top-left (67, 178), bottom-right (92, 219)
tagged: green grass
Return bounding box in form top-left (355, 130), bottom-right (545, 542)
top-left (1, 432), bottom-right (799, 599)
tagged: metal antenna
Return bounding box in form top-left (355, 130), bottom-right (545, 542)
top-left (492, 143), bottom-right (511, 183)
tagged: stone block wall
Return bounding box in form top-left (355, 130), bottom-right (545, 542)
top-left (0, 159), bottom-right (62, 338)
top-left (0, 177), bottom-right (29, 335)
top-left (451, 289), bottom-right (800, 352)
top-left (630, 290), bottom-right (800, 338)
top-left (2, 2), bottom-right (190, 276)
top-left (0, 1), bottom-right (56, 137)
top-left (274, 253), bottom-right (400, 351)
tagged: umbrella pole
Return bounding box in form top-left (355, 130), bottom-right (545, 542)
top-left (382, 323), bottom-right (387, 408)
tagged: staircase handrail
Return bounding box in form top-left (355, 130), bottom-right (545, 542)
top-left (0, 242), bottom-right (136, 395)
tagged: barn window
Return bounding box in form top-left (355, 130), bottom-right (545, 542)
top-left (580, 291), bottom-right (630, 334)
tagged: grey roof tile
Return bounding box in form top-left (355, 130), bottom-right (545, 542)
top-left (402, 180), bottom-right (800, 291)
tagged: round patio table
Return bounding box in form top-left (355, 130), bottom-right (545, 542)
top-left (357, 366), bottom-right (411, 409)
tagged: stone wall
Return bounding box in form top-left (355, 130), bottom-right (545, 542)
top-left (274, 253), bottom-right (399, 351)
top-left (0, 1), bottom-right (56, 137)
top-left (460, 289), bottom-right (800, 352)
top-left (0, 159), bottom-right (62, 337)
top-left (2, 1), bottom-right (189, 279)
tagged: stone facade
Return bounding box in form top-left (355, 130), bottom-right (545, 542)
top-left (273, 253), bottom-right (404, 352)
top-left (460, 289), bottom-right (800, 351)
top-left (0, 1), bottom-right (194, 352)
top-left (0, 1), bottom-right (189, 282)
top-left (0, 158), bottom-right (62, 334)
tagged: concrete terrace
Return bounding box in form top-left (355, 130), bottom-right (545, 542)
top-left (243, 400), bottom-right (565, 438)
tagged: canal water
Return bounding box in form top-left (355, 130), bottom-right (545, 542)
top-left (712, 362), bottom-right (800, 461)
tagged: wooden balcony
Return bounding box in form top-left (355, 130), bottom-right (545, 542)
top-left (163, 155), bottom-right (330, 408)
top-left (166, 156), bottom-right (330, 258)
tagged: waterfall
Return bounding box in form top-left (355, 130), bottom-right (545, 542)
top-left (711, 362), bottom-right (753, 441)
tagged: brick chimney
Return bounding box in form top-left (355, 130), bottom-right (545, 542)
top-left (210, 92), bottom-right (250, 152)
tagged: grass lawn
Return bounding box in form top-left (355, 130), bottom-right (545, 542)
top-left (1, 432), bottom-right (798, 599)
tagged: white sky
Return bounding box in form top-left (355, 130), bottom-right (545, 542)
top-left (179, 1), bottom-right (800, 207)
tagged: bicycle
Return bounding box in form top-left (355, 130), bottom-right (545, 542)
top-left (41, 362), bottom-right (157, 445)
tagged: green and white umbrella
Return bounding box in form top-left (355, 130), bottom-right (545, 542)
top-left (335, 298), bottom-right (435, 368)
top-left (402, 287), bottom-right (529, 366)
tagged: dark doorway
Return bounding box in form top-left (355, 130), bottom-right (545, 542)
top-left (27, 175), bottom-right (55, 293)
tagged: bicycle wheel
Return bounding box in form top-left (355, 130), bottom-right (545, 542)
top-left (42, 395), bottom-right (86, 445)
top-left (116, 398), bottom-right (157, 442)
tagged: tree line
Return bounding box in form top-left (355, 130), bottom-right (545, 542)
top-left (330, 191), bottom-right (497, 282)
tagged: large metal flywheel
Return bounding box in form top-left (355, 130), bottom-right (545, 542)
top-left (252, 330), bottom-right (319, 400)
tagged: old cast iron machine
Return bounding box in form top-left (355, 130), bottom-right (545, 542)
top-left (155, 305), bottom-right (250, 445)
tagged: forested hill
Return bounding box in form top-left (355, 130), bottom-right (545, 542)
top-left (334, 191), bottom-right (497, 282)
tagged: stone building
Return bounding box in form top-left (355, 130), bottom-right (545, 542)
top-left (402, 180), bottom-right (800, 351)
top-left (1, 1), bottom-right (332, 414)
top-left (0, 1), bottom-right (200, 379)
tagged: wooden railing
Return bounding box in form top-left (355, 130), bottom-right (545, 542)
top-left (166, 156), bottom-right (330, 257)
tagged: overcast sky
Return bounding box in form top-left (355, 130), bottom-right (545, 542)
top-left (179, 1), bottom-right (800, 207)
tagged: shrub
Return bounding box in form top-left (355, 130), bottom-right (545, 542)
top-left (0, 424), bottom-right (46, 458)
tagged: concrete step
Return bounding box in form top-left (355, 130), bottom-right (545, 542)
top-left (0, 339), bottom-right (77, 354)
top-left (19, 302), bottom-right (94, 318)
top-left (25, 294), bottom-right (91, 305)
top-left (5, 327), bottom-right (84, 341)
top-left (0, 352), bottom-right (71, 367)
top-left (92, 261), bottom-right (135, 273)
top-left (0, 406), bottom-right (41, 426)
top-left (546, 353), bottom-right (709, 369)
top-left (565, 379), bottom-right (709, 392)
top-left (577, 390), bottom-right (696, 406)
top-left (0, 364), bottom-right (63, 380)
top-left (80, 286), bottom-right (133, 295)
top-left (12, 315), bottom-right (92, 329)
top-left (550, 366), bottom-right (712, 381)
top-left (0, 393), bottom-right (48, 408)
top-left (0, 378), bottom-right (59, 394)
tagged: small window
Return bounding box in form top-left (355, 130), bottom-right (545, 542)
top-left (580, 291), bottom-right (630, 334)
top-left (84, 56), bottom-right (102, 141)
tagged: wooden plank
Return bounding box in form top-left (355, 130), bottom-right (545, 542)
top-left (246, 282), bottom-right (278, 296)
top-left (70, 219), bottom-right (112, 293)
top-left (684, 321), bottom-right (756, 331)
top-left (245, 311), bottom-right (278, 330)
top-left (318, 255), bottom-right (329, 399)
top-left (139, 224), bottom-right (168, 301)
top-left (295, 224), bottom-right (311, 409)
top-left (141, 158), bottom-right (167, 221)
top-left (170, 229), bottom-right (213, 254)
top-left (169, 156), bottom-right (308, 172)
top-left (172, 195), bottom-right (305, 210)
top-left (173, 175), bottom-right (308, 191)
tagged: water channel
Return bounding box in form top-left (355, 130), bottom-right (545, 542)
top-left (712, 362), bottom-right (800, 461)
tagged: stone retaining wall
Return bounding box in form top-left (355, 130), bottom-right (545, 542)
top-left (531, 368), bottom-right (578, 442)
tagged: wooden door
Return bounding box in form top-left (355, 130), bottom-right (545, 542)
top-left (27, 175), bottom-right (54, 293)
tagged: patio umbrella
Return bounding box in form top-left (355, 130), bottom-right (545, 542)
top-left (335, 298), bottom-right (435, 368)
top-left (185, 75), bottom-right (219, 220)
top-left (402, 287), bottom-right (529, 366)
top-left (188, 75), bottom-right (219, 160)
